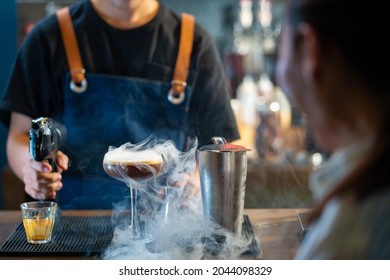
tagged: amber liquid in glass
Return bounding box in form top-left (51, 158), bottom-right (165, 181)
top-left (23, 217), bottom-right (54, 244)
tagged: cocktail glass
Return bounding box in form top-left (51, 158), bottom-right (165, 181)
top-left (103, 148), bottom-right (163, 241)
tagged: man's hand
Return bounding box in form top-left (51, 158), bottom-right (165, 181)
top-left (23, 151), bottom-right (69, 200)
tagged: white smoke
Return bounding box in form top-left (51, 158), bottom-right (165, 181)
top-left (101, 137), bottom-right (254, 260)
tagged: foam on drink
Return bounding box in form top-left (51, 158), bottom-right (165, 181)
top-left (103, 149), bottom-right (163, 180)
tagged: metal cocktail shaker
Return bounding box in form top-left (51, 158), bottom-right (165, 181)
top-left (197, 137), bottom-right (250, 235)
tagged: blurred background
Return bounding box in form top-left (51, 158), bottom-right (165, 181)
top-left (0, 0), bottom-right (326, 210)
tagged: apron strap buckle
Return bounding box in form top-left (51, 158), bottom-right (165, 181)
top-left (69, 68), bottom-right (88, 93)
top-left (168, 80), bottom-right (186, 104)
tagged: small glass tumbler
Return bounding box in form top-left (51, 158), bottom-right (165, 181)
top-left (20, 201), bottom-right (57, 244)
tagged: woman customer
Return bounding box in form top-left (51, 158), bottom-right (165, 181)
top-left (276, 0), bottom-right (390, 259)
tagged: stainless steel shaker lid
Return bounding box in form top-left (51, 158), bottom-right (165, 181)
top-left (198, 136), bottom-right (251, 152)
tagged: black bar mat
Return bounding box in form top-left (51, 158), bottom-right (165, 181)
top-left (0, 215), bottom-right (260, 258)
top-left (0, 216), bottom-right (114, 257)
top-left (241, 215), bottom-right (261, 257)
top-left (196, 215), bottom-right (261, 258)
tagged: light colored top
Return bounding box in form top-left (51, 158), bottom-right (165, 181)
top-left (295, 141), bottom-right (390, 259)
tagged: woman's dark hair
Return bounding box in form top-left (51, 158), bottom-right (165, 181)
top-left (287, 0), bottom-right (389, 91)
top-left (284, 0), bottom-right (390, 222)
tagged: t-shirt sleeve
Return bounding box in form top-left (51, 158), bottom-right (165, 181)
top-left (188, 28), bottom-right (240, 146)
top-left (0, 17), bottom-right (63, 127)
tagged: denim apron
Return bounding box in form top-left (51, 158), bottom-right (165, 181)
top-left (56, 8), bottom-right (195, 209)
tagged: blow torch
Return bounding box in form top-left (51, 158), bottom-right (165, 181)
top-left (29, 117), bottom-right (67, 172)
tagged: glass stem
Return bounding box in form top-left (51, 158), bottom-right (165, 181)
top-left (129, 186), bottom-right (140, 238)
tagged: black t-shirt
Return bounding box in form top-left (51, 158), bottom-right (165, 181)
top-left (0, 0), bottom-right (239, 146)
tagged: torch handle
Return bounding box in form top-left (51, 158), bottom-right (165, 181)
top-left (45, 154), bottom-right (61, 211)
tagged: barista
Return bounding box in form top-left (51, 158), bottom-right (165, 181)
top-left (0, 0), bottom-right (239, 209)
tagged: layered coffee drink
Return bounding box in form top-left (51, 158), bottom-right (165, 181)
top-left (103, 149), bottom-right (163, 180)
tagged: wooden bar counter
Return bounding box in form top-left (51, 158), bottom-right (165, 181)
top-left (0, 208), bottom-right (310, 260)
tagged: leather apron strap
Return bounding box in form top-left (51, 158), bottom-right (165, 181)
top-left (168, 13), bottom-right (195, 104)
top-left (56, 7), bottom-right (195, 100)
top-left (57, 7), bottom-right (87, 93)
